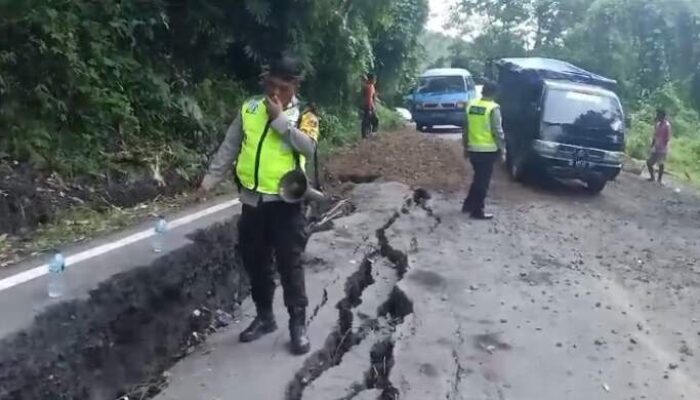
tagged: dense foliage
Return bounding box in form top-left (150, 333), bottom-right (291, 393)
top-left (0, 0), bottom-right (428, 179)
top-left (443, 0), bottom-right (700, 180)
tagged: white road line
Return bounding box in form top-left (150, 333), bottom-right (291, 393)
top-left (0, 199), bottom-right (241, 292)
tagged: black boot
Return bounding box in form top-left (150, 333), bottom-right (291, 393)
top-left (289, 307), bottom-right (311, 355)
top-left (461, 199), bottom-right (474, 214)
top-left (239, 309), bottom-right (277, 343)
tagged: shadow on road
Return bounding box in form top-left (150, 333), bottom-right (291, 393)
top-left (515, 168), bottom-right (601, 200)
top-left (421, 126), bottom-right (462, 135)
top-left (489, 161), bottom-right (605, 202)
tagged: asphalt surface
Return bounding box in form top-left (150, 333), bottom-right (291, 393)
top-left (155, 162), bottom-right (700, 399)
top-left (0, 196), bottom-right (241, 339)
top-left (155, 128), bottom-right (700, 399)
top-left (2, 128), bottom-right (700, 399)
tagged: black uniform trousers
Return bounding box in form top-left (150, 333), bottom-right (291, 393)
top-left (464, 151), bottom-right (498, 213)
top-left (238, 201), bottom-right (309, 313)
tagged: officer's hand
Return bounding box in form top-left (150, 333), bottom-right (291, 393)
top-left (265, 95), bottom-right (283, 120)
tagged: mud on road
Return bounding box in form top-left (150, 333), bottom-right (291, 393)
top-left (2, 128), bottom-right (700, 399)
top-left (323, 130), bottom-right (467, 193)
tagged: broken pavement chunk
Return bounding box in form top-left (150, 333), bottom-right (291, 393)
top-left (214, 309), bottom-right (234, 328)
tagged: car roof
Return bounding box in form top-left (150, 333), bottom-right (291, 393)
top-left (421, 68), bottom-right (472, 78)
top-left (499, 57), bottom-right (583, 72)
top-left (543, 79), bottom-right (619, 98)
top-left (497, 57), bottom-right (617, 89)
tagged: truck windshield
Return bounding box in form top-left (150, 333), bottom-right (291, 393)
top-left (416, 76), bottom-right (466, 94)
top-left (543, 89), bottom-right (623, 127)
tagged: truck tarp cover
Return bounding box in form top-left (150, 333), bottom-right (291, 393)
top-left (497, 58), bottom-right (617, 91)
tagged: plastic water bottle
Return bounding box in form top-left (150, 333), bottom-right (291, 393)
top-left (152, 216), bottom-right (168, 253)
top-left (47, 251), bottom-right (66, 298)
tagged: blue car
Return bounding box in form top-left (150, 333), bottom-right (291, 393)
top-left (406, 68), bottom-right (478, 131)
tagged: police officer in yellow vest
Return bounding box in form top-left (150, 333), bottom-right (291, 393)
top-left (199, 56), bottom-right (320, 355)
top-left (462, 81), bottom-right (505, 220)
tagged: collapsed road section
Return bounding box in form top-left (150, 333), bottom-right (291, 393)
top-left (0, 182), bottom-right (437, 400)
top-left (0, 220), bottom-right (248, 400)
top-left (6, 172), bottom-right (697, 399)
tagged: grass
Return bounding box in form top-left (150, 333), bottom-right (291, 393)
top-left (0, 181), bottom-right (237, 268)
top-left (318, 103), bottom-right (406, 155)
top-left (626, 110), bottom-right (700, 183)
top-left (1, 106), bottom-right (407, 268)
top-left (624, 84), bottom-right (700, 184)
top-left (0, 199), bottom-right (176, 267)
top-left (376, 103), bottom-right (406, 131)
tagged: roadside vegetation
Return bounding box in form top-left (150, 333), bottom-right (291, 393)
top-left (0, 0), bottom-right (422, 265)
top-left (434, 0), bottom-right (700, 183)
top-left (0, 0), bottom-right (425, 179)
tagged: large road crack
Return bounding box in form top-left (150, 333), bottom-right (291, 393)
top-left (447, 319), bottom-right (467, 399)
top-left (355, 288), bottom-right (414, 400)
top-left (286, 193), bottom-right (422, 400)
top-left (308, 283), bottom-right (332, 326)
top-left (413, 188), bottom-right (442, 232)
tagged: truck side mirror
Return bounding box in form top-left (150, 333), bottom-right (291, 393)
top-left (625, 116), bottom-right (632, 128)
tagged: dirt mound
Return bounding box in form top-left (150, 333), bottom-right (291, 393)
top-left (98, 171), bottom-right (192, 210)
top-left (323, 130), bottom-right (468, 193)
top-left (0, 162), bottom-right (192, 236)
top-left (0, 164), bottom-right (76, 235)
top-left (0, 219), bottom-right (247, 400)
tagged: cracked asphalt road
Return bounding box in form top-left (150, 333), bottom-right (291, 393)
top-left (155, 157), bottom-right (700, 399)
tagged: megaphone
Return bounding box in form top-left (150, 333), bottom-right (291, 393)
top-left (279, 169), bottom-right (326, 203)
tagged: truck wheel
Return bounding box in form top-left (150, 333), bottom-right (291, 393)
top-left (585, 179), bottom-right (607, 194)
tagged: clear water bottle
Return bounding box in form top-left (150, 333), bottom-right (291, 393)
top-left (47, 251), bottom-right (66, 298)
top-left (152, 216), bottom-right (168, 253)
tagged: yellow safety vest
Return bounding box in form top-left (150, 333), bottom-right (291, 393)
top-left (466, 99), bottom-right (499, 152)
top-left (236, 98), bottom-right (318, 195)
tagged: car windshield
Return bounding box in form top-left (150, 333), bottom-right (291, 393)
top-left (416, 76), bottom-right (466, 94)
top-left (543, 89), bottom-right (623, 127)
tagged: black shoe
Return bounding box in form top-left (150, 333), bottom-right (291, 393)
top-left (470, 211), bottom-right (494, 220)
top-left (239, 313), bottom-right (277, 343)
top-left (289, 308), bottom-right (311, 355)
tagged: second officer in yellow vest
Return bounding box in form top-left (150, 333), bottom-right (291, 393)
top-left (462, 81), bottom-right (505, 220)
top-left (199, 56), bottom-right (319, 355)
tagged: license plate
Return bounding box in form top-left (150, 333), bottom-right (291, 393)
top-left (573, 149), bottom-right (588, 169)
